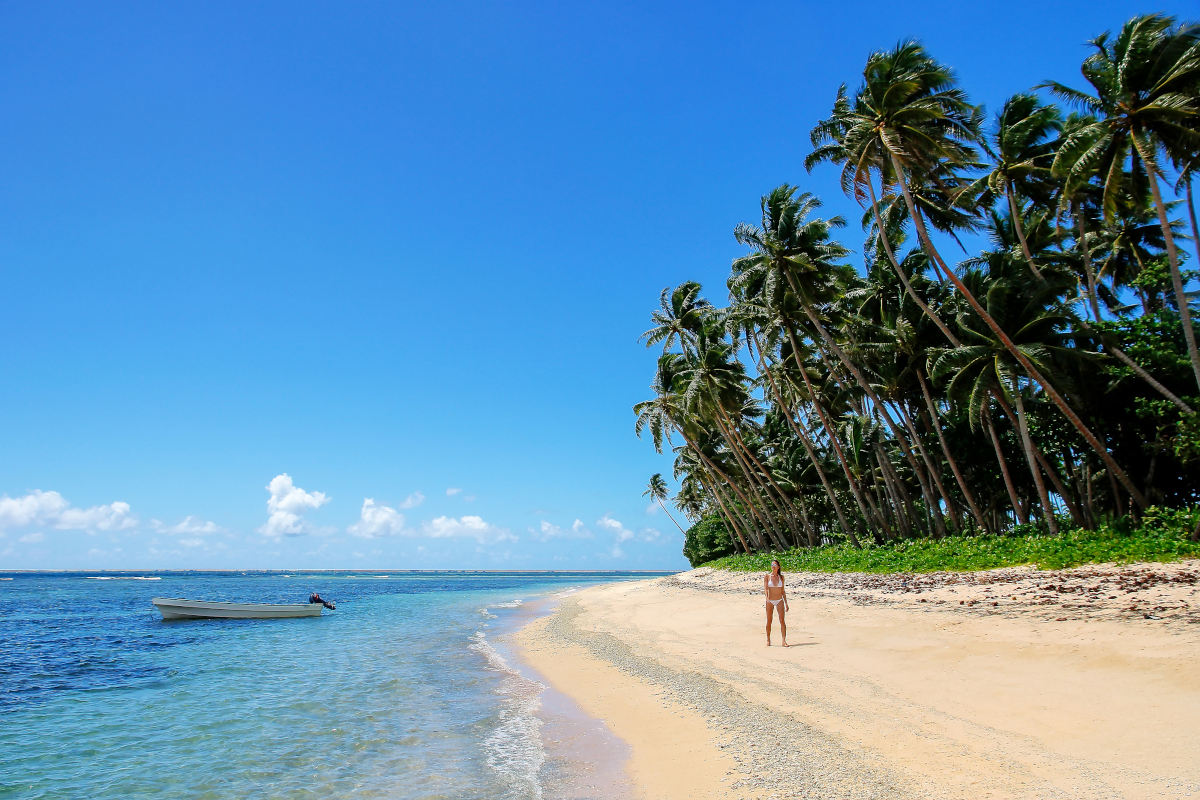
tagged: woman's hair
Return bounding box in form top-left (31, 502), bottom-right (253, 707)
top-left (770, 559), bottom-right (783, 580)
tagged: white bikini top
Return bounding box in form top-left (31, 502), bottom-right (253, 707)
top-left (766, 574), bottom-right (783, 587)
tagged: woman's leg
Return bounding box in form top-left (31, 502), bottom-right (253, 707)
top-left (765, 601), bottom-right (774, 645)
top-left (777, 604), bottom-right (788, 647)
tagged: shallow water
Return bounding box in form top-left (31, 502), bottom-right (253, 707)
top-left (0, 571), bottom-right (660, 799)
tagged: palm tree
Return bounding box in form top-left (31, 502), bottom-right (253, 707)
top-left (932, 267), bottom-right (1082, 533)
top-left (635, 356), bottom-right (764, 551)
top-left (1044, 14), bottom-right (1200, 393)
top-left (643, 473), bottom-right (687, 536)
top-left (973, 94), bottom-right (1063, 280)
top-left (725, 296), bottom-right (863, 543)
top-left (640, 282), bottom-right (711, 355)
top-left (806, 48), bottom-right (975, 348)
top-left (811, 40), bottom-right (1148, 510)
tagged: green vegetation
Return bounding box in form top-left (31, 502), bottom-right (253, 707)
top-left (682, 515), bottom-right (737, 566)
top-left (635, 14), bottom-right (1200, 564)
top-left (705, 508), bottom-right (1200, 573)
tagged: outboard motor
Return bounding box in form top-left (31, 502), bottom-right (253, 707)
top-left (308, 592), bottom-right (336, 610)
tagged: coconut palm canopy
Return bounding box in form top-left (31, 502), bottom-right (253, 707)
top-left (639, 13), bottom-right (1200, 556)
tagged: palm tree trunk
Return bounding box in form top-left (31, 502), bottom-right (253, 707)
top-left (790, 292), bottom-right (950, 538)
top-left (752, 334), bottom-right (859, 542)
top-left (1187, 176), bottom-right (1199, 291)
top-left (890, 153), bottom-right (1148, 510)
top-left (873, 447), bottom-right (910, 538)
top-left (789, 481), bottom-right (819, 547)
top-left (916, 369), bottom-right (990, 531)
top-left (890, 398), bottom-right (956, 535)
top-left (1134, 139), bottom-right (1200, 395)
top-left (697, 471), bottom-right (752, 552)
top-left (1066, 201), bottom-right (1194, 413)
top-left (656, 499), bottom-right (688, 536)
top-left (786, 328), bottom-right (875, 543)
top-left (709, 407), bottom-right (796, 548)
top-left (1079, 320), bottom-right (1195, 414)
top-left (1008, 184), bottom-right (1046, 281)
top-left (686, 441), bottom-right (768, 550)
top-left (990, 388), bottom-right (1085, 526)
top-left (985, 409), bottom-right (1027, 525)
top-left (1012, 383), bottom-right (1059, 534)
top-left (713, 403), bottom-right (807, 547)
top-left (1074, 207), bottom-right (1104, 322)
top-left (856, 462), bottom-right (894, 541)
top-left (866, 177), bottom-right (962, 345)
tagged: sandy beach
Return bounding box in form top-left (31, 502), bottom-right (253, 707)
top-left (516, 562), bottom-right (1200, 800)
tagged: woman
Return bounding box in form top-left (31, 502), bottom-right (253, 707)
top-left (764, 559), bottom-right (788, 647)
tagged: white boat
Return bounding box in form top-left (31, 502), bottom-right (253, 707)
top-left (152, 597), bottom-right (324, 620)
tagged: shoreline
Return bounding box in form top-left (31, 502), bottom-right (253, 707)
top-left (515, 561), bottom-right (1200, 800)
top-left (496, 592), bottom-right (635, 800)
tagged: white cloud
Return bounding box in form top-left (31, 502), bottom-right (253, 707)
top-left (598, 514), bottom-right (634, 543)
top-left (597, 515), bottom-right (659, 557)
top-left (59, 502), bottom-right (134, 531)
top-left (19, 532), bottom-right (44, 544)
top-left (260, 474), bottom-right (329, 538)
top-left (348, 498), bottom-right (406, 538)
top-left (0, 490), bottom-right (136, 533)
top-left (445, 487), bottom-right (462, 496)
top-left (153, 516), bottom-right (223, 535)
top-left (645, 502), bottom-right (660, 515)
top-left (0, 490), bottom-right (65, 528)
top-left (533, 518), bottom-right (593, 542)
top-left (399, 491), bottom-right (425, 509)
top-left (421, 515), bottom-right (515, 543)
top-left (179, 538), bottom-right (205, 548)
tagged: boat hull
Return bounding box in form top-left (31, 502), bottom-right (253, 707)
top-left (152, 598), bottom-right (323, 620)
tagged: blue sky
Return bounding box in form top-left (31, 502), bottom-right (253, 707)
top-left (0, 1), bottom-right (1192, 570)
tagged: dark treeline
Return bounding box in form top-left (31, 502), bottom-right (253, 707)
top-left (636, 14), bottom-right (1200, 557)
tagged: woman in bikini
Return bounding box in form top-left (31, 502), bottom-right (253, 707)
top-left (764, 559), bottom-right (788, 647)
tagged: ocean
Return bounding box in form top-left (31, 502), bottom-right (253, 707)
top-left (0, 571), bottom-right (662, 799)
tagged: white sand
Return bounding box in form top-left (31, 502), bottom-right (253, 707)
top-left (517, 562), bottom-right (1200, 800)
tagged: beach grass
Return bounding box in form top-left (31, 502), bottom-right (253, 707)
top-left (704, 506), bottom-right (1200, 573)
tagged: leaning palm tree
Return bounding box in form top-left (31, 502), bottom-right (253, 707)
top-left (806, 45), bottom-right (978, 347)
top-left (810, 40), bottom-right (1148, 510)
top-left (1043, 13), bottom-right (1200, 393)
top-left (643, 473), bottom-right (687, 535)
top-left (931, 268), bottom-right (1084, 533)
top-left (971, 93), bottom-right (1064, 280)
top-left (640, 281), bottom-right (712, 356)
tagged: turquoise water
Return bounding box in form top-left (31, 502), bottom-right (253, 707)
top-left (0, 571), bottom-right (660, 799)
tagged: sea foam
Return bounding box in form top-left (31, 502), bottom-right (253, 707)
top-left (85, 576), bottom-right (161, 580)
top-left (469, 629), bottom-right (547, 800)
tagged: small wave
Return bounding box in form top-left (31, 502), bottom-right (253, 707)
top-left (489, 599), bottom-right (523, 609)
top-left (85, 576), bottom-right (161, 581)
top-left (469, 630), bottom-right (546, 800)
top-left (0, 578), bottom-right (12, 581)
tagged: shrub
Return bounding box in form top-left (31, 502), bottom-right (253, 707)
top-left (682, 515), bottom-right (736, 567)
top-left (703, 507), bottom-right (1200, 573)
